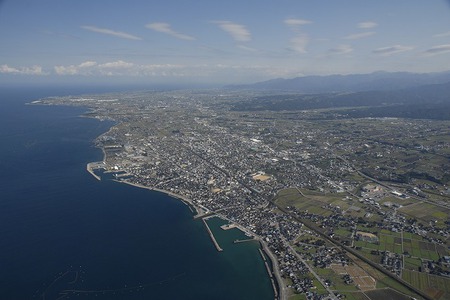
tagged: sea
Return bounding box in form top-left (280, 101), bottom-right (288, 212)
top-left (0, 87), bottom-right (274, 300)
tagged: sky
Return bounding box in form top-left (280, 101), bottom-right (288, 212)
top-left (1, 0), bottom-right (450, 86)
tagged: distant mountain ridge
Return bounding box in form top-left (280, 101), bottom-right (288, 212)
top-left (228, 71), bottom-right (450, 93)
top-left (230, 81), bottom-right (450, 120)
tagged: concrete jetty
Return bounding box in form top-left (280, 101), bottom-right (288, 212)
top-left (233, 238), bottom-right (255, 244)
top-left (220, 223), bottom-right (237, 230)
top-left (202, 218), bottom-right (223, 252)
top-left (86, 162), bottom-right (103, 181)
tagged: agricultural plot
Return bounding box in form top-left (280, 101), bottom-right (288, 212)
top-left (404, 257), bottom-right (422, 271)
top-left (403, 238), bottom-right (440, 261)
top-left (399, 202), bottom-right (450, 225)
top-left (314, 266), bottom-right (359, 293)
top-left (354, 231), bottom-right (403, 255)
top-left (275, 188), bottom-right (344, 217)
top-left (330, 263), bottom-right (376, 291)
top-left (354, 229), bottom-right (444, 262)
top-left (365, 288), bottom-right (411, 300)
top-left (402, 270), bottom-right (450, 300)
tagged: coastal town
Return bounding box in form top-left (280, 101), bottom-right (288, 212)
top-left (36, 89), bottom-right (450, 300)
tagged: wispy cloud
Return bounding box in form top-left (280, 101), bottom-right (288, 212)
top-left (284, 18), bottom-right (312, 26)
top-left (289, 34), bottom-right (309, 53)
top-left (237, 45), bottom-right (258, 52)
top-left (358, 21), bottom-right (377, 29)
top-left (50, 60), bottom-right (295, 82)
top-left (423, 44), bottom-right (450, 56)
top-left (55, 61), bottom-right (98, 75)
top-left (329, 44), bottom-right (353, 54)
top-left (81, 25), bottom-right (142, 40)
top-left (146, 23), bottom-right (195, 41)
top-left (284, 18), bottom-right (312, 54)
top-left (0, 64), bottom-right (45, 75)
top-left (78, 61), bottom-right (97, 68)
top-left (344, 31), bottom-right (375, 40)
top-left (213, 21), bottom-right (251, 42)
top-left (433, 31), bottom-right (450, 38)
top-left (373, 45), bottom-right (414, 56)
top-left (99, 60), bottom-right (134, 69)
top-left (54, 60), bottom-right (183, 76)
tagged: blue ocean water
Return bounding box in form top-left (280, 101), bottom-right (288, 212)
top-left (0, 87), bottom-right (273, 300)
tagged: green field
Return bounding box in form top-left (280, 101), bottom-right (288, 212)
top-left (402, 270), bottom-right (450, 300)
top-left (399, 202), bottom-right (450, 226)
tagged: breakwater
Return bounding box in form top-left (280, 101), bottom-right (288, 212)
top-left (86, 162), bottom-right (103, 181)
top-left (259, 248), bottom-right (279, 299)
top-left (202, 217), bottom-right (223, 252)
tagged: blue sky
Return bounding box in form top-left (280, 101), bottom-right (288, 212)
top-left (1, 0), bottom-right (450, 85)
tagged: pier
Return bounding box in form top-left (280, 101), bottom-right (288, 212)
top-left (233, 238), bottom-right (255, 244)
top-left (220, 223), bottom-right (237, 230)
top-left (86, 162), bottom-right (104, 181)
top-left (202, 218), bottom-right (223, 252)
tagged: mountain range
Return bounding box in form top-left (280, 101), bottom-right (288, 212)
top-left (228, 71), bottom-right (450, 93)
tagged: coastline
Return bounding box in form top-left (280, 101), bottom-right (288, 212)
top-left (18, 91), bottom-right (279, 300)
top-left (118, 178), bottom-right (285, 300)
top-left (116, 179), bottom-right (207, 218)
top-left (86, 140), bottom-right (285, 300)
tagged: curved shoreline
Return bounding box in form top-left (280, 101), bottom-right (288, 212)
top-left (116, 179), bottom-right (285, 299)
top-left (115, 179), bottom-right (207, 218)
top-left (86, 158), bottom-right (285, 299)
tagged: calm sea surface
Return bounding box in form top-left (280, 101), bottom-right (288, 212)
top-left (0, 87), bottom-right (273, 300)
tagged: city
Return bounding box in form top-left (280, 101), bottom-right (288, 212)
top-left (36, 89), bottom-right (450, 300)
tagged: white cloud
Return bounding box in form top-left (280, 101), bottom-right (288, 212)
top-left (284, 18), bottom-right (311, 54)
top-left (358, 21), bottom-right (377, 29)
top-left (433, 31), bottom-right (450, 38)
top-left (284, 18), bottom-right (312, 26)
top-left (423, 44), bottom-right (450, 56)
top-left (289, 34), bottom-right (309, 53)
top-left (329, 44), bottom-right (353, 54)
top-left (81, 25), bottom-right (142, 40)
top-left (50, 60), bottom-right (298, 82)
top-left (0, 64), bottom-right (44, 75)
top-left (54, 60), bottom-right (184, 77)
top-left (373, 45), bottom-right (414, 56)
top-left (146, 23), bottom-right (195, 41)
top-left (54, 61), bottom-right (98, 75)
top-left (237, 45), bottom-right (258, 52)
top-left (213, 21), bottom-right (251, 42)
top-left (344, 31), bottom-right (375, 40)
top-left (79, 61), bottom-right (97, 68)
top-left (99, 60), bottom-right (134, 69)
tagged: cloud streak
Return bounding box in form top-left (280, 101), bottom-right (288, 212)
top-left (146, 23), bottom-right (195, 41)
top-left (213, 21), bottom-right (251, 42)
top-left (329, 44), bottom-right (353, 54)
top-left (433, 31), bottom-right (450, 38)
top-left (423, 44), bottom-right (450, 55)
top-left (284, 18), bottom-right (312, 54)
top-left (373, 45), bottom-right (414, 56)
top-left (81, 25), bottom-right (142, 40)
top-left (55, 61), bottom-right (98, 75)
top-left (50, 60), bottom-right (299, 81)
top-left (358, 21), bottom-right (377, 29)
top-left (284, 18), bottom-right (312, 26)
top-left (289, 34), bottom-right (309, 53)
top-left (344, 31), bottom-right (375, 40)
top-left (0, 64), bottom-right (44, 75)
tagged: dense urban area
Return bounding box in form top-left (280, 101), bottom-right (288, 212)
top-left (35, 88), bottom-right (450, 300)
